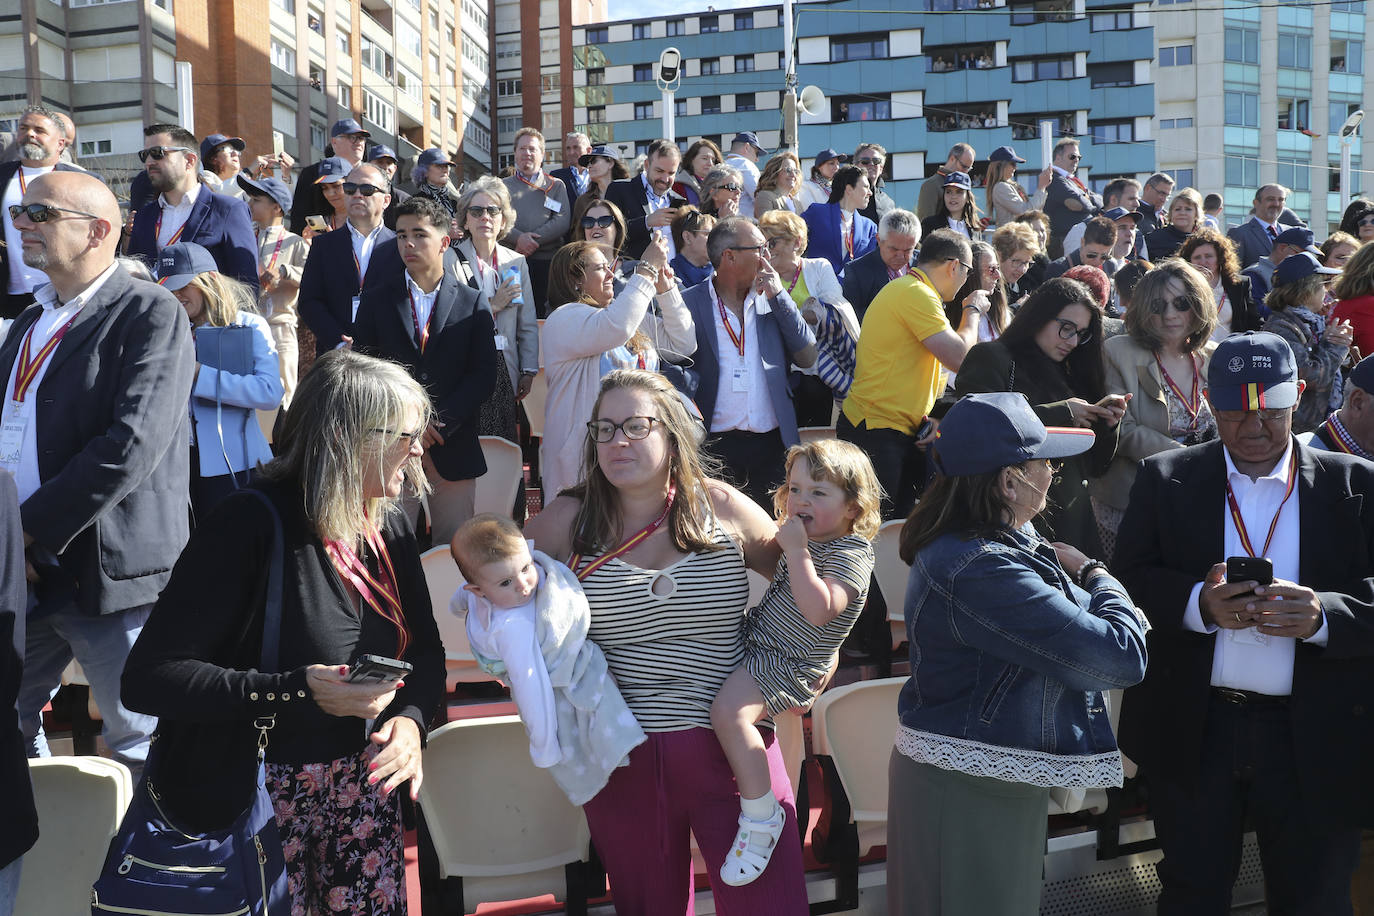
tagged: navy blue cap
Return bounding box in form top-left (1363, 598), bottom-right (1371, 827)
top-left (417, 147), bottom-right (453, 169)
top-left (330, 118), bottom-right (370, 138)
top-left (814, 148), bottom-right (849, 168)
top-left (932, 392), bottom-right (1096, 477)
top-left (1274, 251), bottom-right (1340, 286)
top-left (237, 174), bottom-right (293, 215)
top-left (578, 145), bottom-right (620, 167)
top-left (199, 133), bottom-right (245, 163)
top-left (367, 144), bottom-right (398, 163)
top-left (1275, 226), bottom-right (1315, 250)
top-left (1101, 206), bottom-right (1141, 223)
top-left (733, 131), bottom-right (767, 153)
top-left (988, 145), bottom-right (1026, 163)
top-left (156, 242), bottom-right (218, 291)
top-left (1349, 354), bottom-right (1374, 393)
top-left (1206, 332), bottom-right (1299, 411)
top-left (943, 171), bottom-right (972, 190)
top-left (314, 156), bottom-right (349, 184)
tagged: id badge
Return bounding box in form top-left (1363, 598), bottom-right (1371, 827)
top-left (494, 334), bottom-right (509, 352)
top-left (545, 196), bottom-right (563, 214)
top-left (0, 403), bottom-right (25, 468)
top-left (1231, 627), bottom-right (1270, 648)
top-left (350, 295), bottom-right (361, 321)
top-left (731, 366), bottom-right (748, 393)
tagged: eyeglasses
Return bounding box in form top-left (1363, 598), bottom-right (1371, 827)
top-left (1053, 317), bottom-right (1092, 343)
top-left (1007, 257), bottom-right (1032, 269)
top-left (1066, 154), bottom-right (1082, 162)
top-left (729, 244), bottom-right (767, 254)
top-left (1214, 408), bottom-right (1289, 424)
top-left (138, 146), bottom-right (190, 163)
top-left (778, 167), bottom-right (801, 176)
top-left (765, 237), bottom-right (794, 250)
top-left (370, 427), bottom-right (425, 446)
top-left (985, 263), bottom-right (1001, 274)
top-left (342, 182), bottom-right (385, 197)
top-left (1147, 296), bottom-right (1193, 315)
top-left (580, 214), bottom-right (616, 228)
top-left (587, 416), bottom-right (661, 442)
top-left (8, 203), bottom-right (100, 223)
top-left (718, 184), bottom-right (743, 193)
top-left (949, 258), bottom-right (972, 273)
top-left (466, 205), bottom-right (502, 219)
top-left (1359, 215), bottom-right (1374, 227)
top-left (856, 157), bottom-right (884, 166)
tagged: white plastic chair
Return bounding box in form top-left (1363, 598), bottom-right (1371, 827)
top-left (420, 545), bottom-right (501, 687)
top-left (476, 435), bottom-right (524, 519)
top-left (17, 757), bottom-right (133, 916)
top-left (871, 519), bottom-right (912, 650)
top-left (523, 319), bottom-right (548, 440)
top-left (417, 716), bottom-right (594, 913)
top-left (257, 405), bottom-right (279, 448)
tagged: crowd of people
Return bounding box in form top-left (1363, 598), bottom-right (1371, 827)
top-left (4, 100), bottom-right (1374, 916)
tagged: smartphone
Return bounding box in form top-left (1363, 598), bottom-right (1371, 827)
top-left (503, 264), bottom-right (523, 306)
top-left (1226, 556), bottom-right (1273, 586)
top-left (305, 215), bottom-right (329, 233)
top-left (272, 130), bottom-right (285, 160)
top-left (346, 654), bottom-right (413, 684)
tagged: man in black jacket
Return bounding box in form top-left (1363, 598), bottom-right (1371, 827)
top-left (603, 139), bottom-right (686, 260)
top-left (840, 207), bottom-right (919, 321)
top-left (0, 471), bottom-right (36, 912)
top-left (1115, 331), bottom-right (1374, 914)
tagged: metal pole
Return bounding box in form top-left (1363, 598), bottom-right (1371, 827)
top-left (1341, 136), bottom-right (1353, 214)
top-left (663, 88), bottom-right (675, 143)
top-left (175, 61), bottom-right (194, 132)
top-left (783, 0), bottom-right (797, 152)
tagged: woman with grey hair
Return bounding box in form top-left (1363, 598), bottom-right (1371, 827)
top-left (123, 349), bottom-right (446, 916)
top-left (409, 148), bottom-right (460, 224)
top-left (700, 164), bottom-right (745, 219)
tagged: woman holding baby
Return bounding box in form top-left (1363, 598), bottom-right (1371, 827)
top-left (525, 368), bottom-right (810, 913)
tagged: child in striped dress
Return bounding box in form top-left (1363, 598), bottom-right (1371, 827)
top-left (711, 439), bottom-right (881, 887)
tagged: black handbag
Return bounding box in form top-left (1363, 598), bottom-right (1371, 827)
top-left (92, 490), bottom-right (290, 916)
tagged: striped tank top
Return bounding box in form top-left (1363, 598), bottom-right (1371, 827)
top-left (579, 520), bottom-right (750, 732)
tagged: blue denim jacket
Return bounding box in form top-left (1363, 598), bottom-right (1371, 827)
top-left (898, 525), bottom-right (1148, 775)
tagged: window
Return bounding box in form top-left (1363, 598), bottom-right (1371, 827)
top-left (498, 115), bottom-right (520, 134)
top-left (1089, 120), bottom-right (1134, 144)
top-left (1276, 158), bottom-right (1310, 191)
top-left (1333, 39), bottom-right (1364, 74)
top-left (701, 58), bottom-right (720, 75)
top-left (1164, 168), bottom-right (1194, 189)
top-left (634, 63), bottom-right (654, 81)
top-left (1090, 11), bottom-right (1132, 30)
top-left (667, 19), bottom-right (685, 36)
top-left (307, 13), bottom-right (321, 32)
top-left (464, 0), bottom-right (488, 33)
top-left (699, 15), bottom-right (719, 33)
top-left (635, 141), bottom-right (652, 157)
top-left (1277, 32), bottom-right (1311, 70)
top-left (587, 68), bottom-right (605, 85)
top-left (79, 136), bottom-right (112, 156)
top-left (735, 92), bottom-right (756, 112)
top-left (1224, 90), bottom-right (1258, 127)
top-left (1330, 157), bottom-right (1364, 192)
top-left (541, 73), bottom-right (560, 92)
top-left (309, 64), bottom-right (324, 89)
top-left (675, 99), bottom-right (687, 116)
top-left (1225, 154), bottom-right (1259, 188)
top-left (585, 26), bottom-right (608, 42)
top-left (633, 23), bottom-right (651, 39)
top-left (1159, 45), bottom-right (1193, 66)
top-left (359, 36), bottom-right (394, 78)
top-left (1013, 57), bottom-right (1074, 81)
top-left (496, 39), bottom-right (519, 60)
top-left (336, 31), bottom-right (350, 55)
top-left (363, 89), bottom-right (394, 132)
top-left (634, 101), bottom-right (654, 119)
top-left (587, 106), bottom-right (606, 123)
top-left (497, 78), bottom-right (522, 97)
top-left (735, 56), bottom-right (754, 73)
top-left (1088, 62), bottom-right (1134, 88)
top-left (831, 33), bottom-right (889, 62)
top-left (1332, 0), bottom-right (1366, 10)
top-left (397, 66), bottom-right (423, 101)
top-left (1009, 0), bottom-right (1074, 24)
top-left (1331, 101), bottom-right (1362, 133)
top-left (397, 20), bottom-right (422, 58)
top-left (1224, 28), bottom-right (1258, 64)
top-left (446, 65), bottom-right (457, 91)
top-left (428, 6), bottom-right (439, 30)
top-left (310, 122), bottom-right (327, 152)
top-left (430, 51), bottom-right (441, 75)
top-left (1277, 97), bottom-right (1311, 131)
top-left (734, 12), bottom-right (753, 29)
top-left (270, 39), bottom-right (295, 73)
top-left (701, 95), bottom-right (722, 114)
top-left (1159, 117), bottom-right (1194, 129)
top-left (272, 0), bottom-right (294, 12)
top-left (833, 95), bottom-right (892, 122)
top-left (337, 84), bottom-right (351, 109)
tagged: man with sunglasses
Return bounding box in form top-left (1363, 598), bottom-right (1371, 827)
top-left (604, 139), bottom-right (686, 260)
top-left (1116, 331), bottom-right (1374, 914)
top-left (1045, 215), bottom-right (1117, 281)
top-left (1044, 137), bottom-right (1102, 259)
top-left (126, 123), bottom-right (259, 291)
top-left (1, 170), bottom-right (194, 781)
top-left (0, 106), bottom-right (83, 319)
top-left (288, 118), bottom-right (372, 235)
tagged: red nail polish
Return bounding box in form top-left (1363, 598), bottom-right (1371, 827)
top-left (338, 665), bottom-right (347, 675)
top-left (396, 680), bottom-right (405, 688)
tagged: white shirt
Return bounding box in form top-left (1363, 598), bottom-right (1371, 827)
top-left (3, 163), bottom-right (54, 294)
top-left (348, 220), bottom-right (386, 284)
top-left (1182, 442), bottom-right (1328, 695)
top-left (2, 261), bottom-right (119, 503)
top-left (404, 272), bottom-right (440, 346)
top-left (724, 153), bottom-right (760, 219)
top-left (156, 182), bottom-right (202, 249)
top-left (708, 282), bottom-right (778, 434)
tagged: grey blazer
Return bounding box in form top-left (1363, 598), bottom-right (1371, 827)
top-left (1227, 218), bottom-right (1275, 270)
top-left (0, 266), bottom-right (195, 615)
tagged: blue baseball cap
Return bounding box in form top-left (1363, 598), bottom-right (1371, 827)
top-left (733, 131), bottom-right (767, 154)
top-left (237, 174), bottom-right (293, 215)
top-left (1274, 251), bottom-right (1340, 287)
top-left (1350, 354), bottom-right (1374, 394)
top-left (1206, 332), bottom-right (1299, 411)
top-left (1101, 206), bottom-right (1141, 223)
top-left (314, 156), bottom-right (349, 184)
top-left (814, 148), bottom-right (849, 168)
top-left (988, 145), bottom-right (1026, 163)
top-left (367, 144), bottom-right (399, 164)
top-left (417, 147), bottom-right (453, 169)
top-left (932, 392), bottom-right (1095, 477)
top-left (199, 133), bottom-right (245, 163)
top-left (943, 171), bottom-right (972, 190)
top-left (330, 118), bottom-right (370, 138)
top-left (1274, 226), bottom-right (1316, 251)
top-left (155, 242), bottom-right (218, 291)
top-left (578, 144), bottom-right (620, 167)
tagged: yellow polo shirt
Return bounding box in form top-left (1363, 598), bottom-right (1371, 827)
top-left (841, 268), bottom-right (951, 435)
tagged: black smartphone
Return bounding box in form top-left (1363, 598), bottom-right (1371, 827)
top-left (1226, 556), bottom-right (1273, 586)
top-left (346, 654), bottom-right (413, 684)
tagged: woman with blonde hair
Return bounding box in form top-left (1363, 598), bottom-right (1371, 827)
top-left (156, 242), bottom-right (283, 520)
top-left (1331, 239), bottom-right (1374, 356)
top-left (1178, 227), bottom-right (1261, 339)
top-left (1090, 260), bottom-right (1218, 554)
top-left (1145, 188), bottom-right (1205, 261)
top-left (124, 349), bottom-right (446, 915)
top-left (1321, 230), bottom-right (1360, 270)
top-left (754, 152), bottom-right (804, 214)
top-left (524, 368), bottom-right (809, 912)
top-left (539, 236), bottom-right (695, 498)
top-left (985, 146), bottom-right (1049, 227)
top-left (991, 221), bottom-right (1041, 305)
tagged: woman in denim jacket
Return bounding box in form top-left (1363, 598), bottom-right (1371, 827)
top-left (887, 392), bottom-right (1150, 915)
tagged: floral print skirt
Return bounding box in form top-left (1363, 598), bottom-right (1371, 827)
top-left (266, 746), bottom-right (406, 915)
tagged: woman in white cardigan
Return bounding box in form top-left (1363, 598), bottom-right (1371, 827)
top-left (758, 209), bottom-right (860, 427)
top-left (539, 234), bottom-right (695, 499)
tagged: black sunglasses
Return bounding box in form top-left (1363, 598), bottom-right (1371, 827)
top-left (1359, 215), bottom-right (1374, 227)
top-left (342, 182), bottom-right (384, 196)
top-left (717, 184), bottom-right (743, 193)
top-left (8, 203), bottom-right (100, 223)
top-left (466, 205), bottom-right (502, 218)
top-left (138, 145), bottom-right (190, 163)
top-left (1148, 296), bottom-right (1193, 315)
top-left (581, 215), bottom-right (616, 228)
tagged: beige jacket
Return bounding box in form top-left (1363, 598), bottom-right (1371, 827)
top-left (254, 225), bottom-right (310, 327)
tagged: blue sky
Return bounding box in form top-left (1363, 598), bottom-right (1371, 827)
top-left (607, 0), bottom-right (757, 18)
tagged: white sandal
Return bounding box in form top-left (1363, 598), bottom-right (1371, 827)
top-left (719, 804), bottom-right (786, 887)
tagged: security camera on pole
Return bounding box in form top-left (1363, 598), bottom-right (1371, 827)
top-left (1340, 109), bottom-right (1364, 213)
top-left (658, 48), bottom-right (681, 144)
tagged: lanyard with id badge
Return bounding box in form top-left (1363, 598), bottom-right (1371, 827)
top-left (1, 315), bottom-right (78, 469)
top-left (714, 288), bottom-right (751, 393)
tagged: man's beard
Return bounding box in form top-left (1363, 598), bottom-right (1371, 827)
top-left (21, 246), bottom-right (49, 271)
top-left (19, 142), bottom-right (46, 161)
top-left (147, 167), bottom-right (179, 191)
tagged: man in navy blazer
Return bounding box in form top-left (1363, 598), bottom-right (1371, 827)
top-left (840, 208), bottom-right (920, 321)
top-left (2, 171), bottom-right (194, 774)
top-left (1227, 183), bottom-right (1291, 269)
top-left (352, 197), bottom-right (497, 545)
top-left (297, 162), bottom-right (403, 355)
top-left (603, 140), bottom-right (687, 260)
top-left (683, 216), bottom-right (817, 508)
top-left (548, 131), bottom-right (593, 212)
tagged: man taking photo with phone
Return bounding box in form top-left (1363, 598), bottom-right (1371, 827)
top-left (1115, 330), bottom-right (1374, 914)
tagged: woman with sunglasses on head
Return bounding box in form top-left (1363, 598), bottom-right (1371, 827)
top-left (674, 139), bottom-right (724, 208)
top-left (1178, 228), bottom-right (1261, 341)
top-left (801, 165), bottom-right (877, 279)
top-left (669, 206), bottom-right (716, 288)
top-left (753, 153), bottom-right (804, 215)
top-left (954, 277), bottom-right (1127, 556)
top-left (538, 236), bottom-right (695, 499)
top-left (1089, 261), bottom-right (1218, 556)
top-left (1262, 252), bottom-right (1352, 433)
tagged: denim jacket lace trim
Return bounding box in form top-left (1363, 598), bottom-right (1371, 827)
top-left (894, 724), bottom-right (1125, 789)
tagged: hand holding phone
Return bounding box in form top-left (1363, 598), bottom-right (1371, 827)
top-left (1226, 555), bottom-right (1273, 586)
